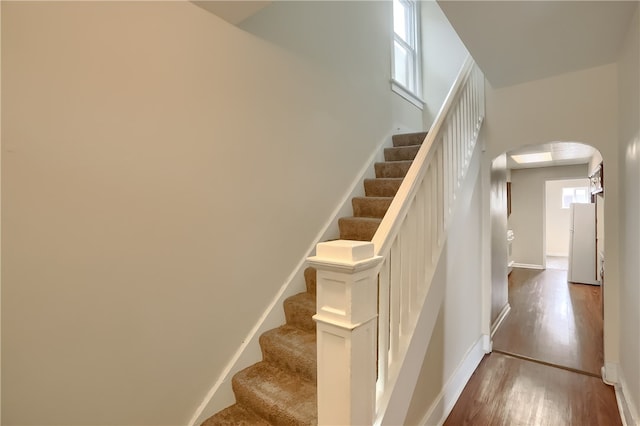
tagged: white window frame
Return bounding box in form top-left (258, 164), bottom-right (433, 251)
top-left (391, 0), bottom-right (424, 109)
top-left (562, 186), bottom-right (590, 209)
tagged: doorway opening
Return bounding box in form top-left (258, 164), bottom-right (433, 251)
top-left (545, 178), bottom-right (590, 271)
top-left (490, 142), bottom-right (605, 377)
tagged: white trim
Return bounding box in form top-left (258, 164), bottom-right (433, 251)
top-left (546, 252), bottom-right (569, 257)
top-left (512, 262), bottom-right (544, 270)
top-left (616, 365), bottom-right (640, 426)
top-left (391, 0), bottom-right (423, 106)
top-left (603, 362), bottom-right (619, 385)
top-left (188, 132), bottom-right (399, 426)
top-left (419, 336), bottom-right (485, 426)
top-left (482, 334), bottom-right (492, 353)
top-left (391, 79), bottom-right (425, 109)
top-left (490, 303), bottom-right (511, 338)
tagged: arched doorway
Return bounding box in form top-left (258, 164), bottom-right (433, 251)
top-left (487, 141), bottom-right (606, 376)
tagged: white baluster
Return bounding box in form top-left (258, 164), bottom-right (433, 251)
top-left (377, 257), bottom-right (391, 395)
top-left (389, 237), bottom-right (401, 369)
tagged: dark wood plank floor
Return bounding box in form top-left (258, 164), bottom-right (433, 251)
top-left (444, 267), bottom-right (619, 425)
top-left (492, 267), bottom-right (603, 375)
top-left (444, 352), bottom-right (621, 426)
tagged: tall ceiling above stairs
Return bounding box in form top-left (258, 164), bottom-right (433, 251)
top-left (438, 1), bottom-right (638, 88)
top-left (192, 1), bottom-right (272, 25)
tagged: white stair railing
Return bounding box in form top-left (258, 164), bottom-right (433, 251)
top-left (308, 57), bottom-right (485, 425)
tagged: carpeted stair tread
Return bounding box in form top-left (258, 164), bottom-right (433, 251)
top-left (304, 267), bottom-right (316, 295)
top-left (392, 131), bottom-right (427, 147)
top-left (338, 216), bottom-right (382, 241)
top-left (352, 196), bottom-right (393, 218)
top-left (375, 160), bottom-right (413, 178)
top-left (384, 144), bottom-right (421, 161)
top-left (283, 292), bottom-right (316, 332)
top-left (203, 131), bottom-right (427, 425)
top-left (260, 325), bottom-right (317, 383)
top-left (233, 361), bottom-right (317, 426)
top-left (201, 404), bottom-right (271, 426)
top-left (364, 178), bottom-right (404, 197)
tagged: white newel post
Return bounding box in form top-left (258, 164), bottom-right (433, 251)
top-left (307, 240), bottom-right (383, 426)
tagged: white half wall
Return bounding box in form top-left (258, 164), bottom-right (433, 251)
top-left (403, 137), bottom-right (485, 425)
top-left (1, 2), bottom-right (423, 425)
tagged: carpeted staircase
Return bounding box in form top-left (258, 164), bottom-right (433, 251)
top-left (202, 132), bottom-right (427, 426)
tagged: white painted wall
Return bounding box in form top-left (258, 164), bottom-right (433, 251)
top-left (510, 165), bottom-right (588, 267)
top-left (545, 178), bottom-right (590, 257)
top-left (421, 1), bottom-right (469, 127)
top-left (404, 132), bottom-right (484, 425)
top-left (616, 5), bottom-right (640, 421)
top-left (484, 62), bottom-right (621, 369)
top-left (490, 154), bottom-right (508, 324)
top-left (1, 2), bottom-right (423, 425)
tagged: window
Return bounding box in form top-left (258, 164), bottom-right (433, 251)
top-left (562, 187), bottom-right (590, 208)
top-left (392, 0), bottom-right (423, 108)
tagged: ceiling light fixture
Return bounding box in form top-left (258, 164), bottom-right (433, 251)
top-left (511, 152), bottom-right (553, 164)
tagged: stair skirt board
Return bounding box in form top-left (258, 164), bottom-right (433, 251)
top-left (190, 131), bottom-right (425, 426)
top-left (419, 336), bottom-right (486, 426)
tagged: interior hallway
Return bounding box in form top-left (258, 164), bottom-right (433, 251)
top-left (445, 267), bottom-right (620, 424)
top-left (546, 255), bottom-right (569, 271)
top-left (493, 267), bottom-right (603, 375)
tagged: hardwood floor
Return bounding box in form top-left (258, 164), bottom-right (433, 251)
top-left (492, 267), bottom-right (603, 376)
top-left (444, 352), bottom-right (621, 426)
top-left (444, 267), bottom-right (619, 424)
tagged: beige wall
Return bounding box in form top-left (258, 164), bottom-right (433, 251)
top-left (617, 4), bottom-right (640, 419)
top-left (1, 2), bottom-right (423, 425)
top-left (484, 62), bottom-right (621, 367)
top-left (421, 0), bottom-right (469, 127)
top-left (545, 178), bottom-right (590, 257)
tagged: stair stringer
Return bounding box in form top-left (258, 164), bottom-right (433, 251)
top-left (189, 128), bottom-right (418, 426)
top-left (376, 124), bottom-right (484, 426)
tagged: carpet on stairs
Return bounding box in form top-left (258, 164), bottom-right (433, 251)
top-left (201, 131), bottom-right (426, 425)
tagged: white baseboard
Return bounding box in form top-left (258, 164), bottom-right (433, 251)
top-left (546, 252), bottom-right (568, 257)
top-left (490, 303), bottom-right (511, 338)
top-left (482, 334), bottom-right (492, 353)
top-left (617, 365), bottom-right (640, 426)
top-left (419, 335), bottom-right (485, 426)
top-left (512, 262), bottom-right (544, 270)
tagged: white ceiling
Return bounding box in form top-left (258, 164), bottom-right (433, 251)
top-left (438, 1), bottom-right (635, 169)
top-left (507, 142), bottom-right (596, 169)
top-left (438, 1), bottom-right (639, 88)
top-left (192, 1), bottom-right (271, 25)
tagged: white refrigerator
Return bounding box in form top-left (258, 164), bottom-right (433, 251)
top-left (568, 203), bottom-right (600, 285)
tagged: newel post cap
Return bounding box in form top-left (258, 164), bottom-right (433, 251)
top-left (308, 240), bottom-right (382, 272)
